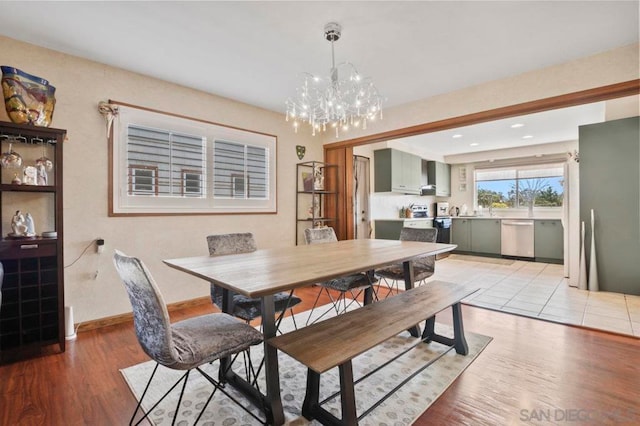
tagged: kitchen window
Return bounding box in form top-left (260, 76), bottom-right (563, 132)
top-left (475, 163), bottom-right (564, 210)
top-left (110, 104), bottom-right (276, 215)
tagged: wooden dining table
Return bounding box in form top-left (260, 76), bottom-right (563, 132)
top-left (163, 238), bottom-right (456, 425)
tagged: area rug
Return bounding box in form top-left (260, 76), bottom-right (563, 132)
top-left (448, 254), bottom-right (515, 265)
top-left (120, 303), bottom-right (492, 425)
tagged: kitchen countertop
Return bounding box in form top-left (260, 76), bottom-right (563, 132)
top-left (375, 218), bottom-right (434, 221)
top-left (452, 216), bottom-right (561, 220)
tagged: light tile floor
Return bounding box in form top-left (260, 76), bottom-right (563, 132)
top-left (424, 255), bottom-right (640, 337)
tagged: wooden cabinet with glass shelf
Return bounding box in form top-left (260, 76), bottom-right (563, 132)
top-left (0, 121), bottom-right (65, 364)
top-left (295, 161), bottom-right (338, 245)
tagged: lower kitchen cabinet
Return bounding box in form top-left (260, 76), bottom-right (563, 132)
top-left (375, 219), bottom-right (432, 240)
top-left (451, 218), bottom-right (471, 252)
top-left (471, 219), bottom-right (501, 255)
top-left (534, 220), bottom-right (564, 263)
top-left (453, 218), bottom-right (500, 255)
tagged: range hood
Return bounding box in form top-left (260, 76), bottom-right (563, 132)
top-left (420, 160), bottom-right (434, 195)
top-left (420, 184), bottom-right (436, 196)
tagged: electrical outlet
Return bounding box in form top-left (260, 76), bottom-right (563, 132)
top-left (96, 238), bottom-right (105, 254)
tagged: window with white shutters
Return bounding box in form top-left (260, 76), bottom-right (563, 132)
top-left (110, 104), bottom-right (276, 215)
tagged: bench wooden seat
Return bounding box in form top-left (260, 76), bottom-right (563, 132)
top-left (268, 281), bottom-right (478, 425)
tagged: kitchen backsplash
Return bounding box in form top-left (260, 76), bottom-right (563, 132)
top-left (370, 193), bottom-right (562, 219)
top-left (370, 193), bottom-right (437, 219)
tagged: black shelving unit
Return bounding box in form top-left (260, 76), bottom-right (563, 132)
top-left (295, 161), bottom-right (338, 245)
top-left (0, 121), bottom-right (65, 364)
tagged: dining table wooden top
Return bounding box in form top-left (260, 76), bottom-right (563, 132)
top-left (163, 239), bottom-right (456, 298)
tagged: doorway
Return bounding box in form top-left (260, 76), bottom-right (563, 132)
top-left (353, 155), bottom-right (371, 239)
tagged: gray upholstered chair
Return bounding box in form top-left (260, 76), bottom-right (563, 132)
top-left (113, 250), bottom-right (264, 425)
top-left (303, 227), bottom-right (376, 324)
top-left (207, 233), bottom-right (302, 330)
top-left (375, 227), bottom-right (438, 298)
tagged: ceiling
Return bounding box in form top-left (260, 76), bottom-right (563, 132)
top-left (0, 1), bottom-right (638, 154)
top-left (396, 101), bottom-right (607, 158)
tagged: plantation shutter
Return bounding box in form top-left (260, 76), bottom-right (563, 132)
top-left (213, 140), bottom-right (268, 199)
top-left (127, 125), bottom-right (205, 197)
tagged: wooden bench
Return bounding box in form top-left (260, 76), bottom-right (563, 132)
top-left (268, 281), bottom-right (478, 426)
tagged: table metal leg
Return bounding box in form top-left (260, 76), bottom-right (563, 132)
top-left (403, 261), bottom-right (421, 337)
top-left (261, 294), bottom-right (285, 425)
top-left (217, 292), bottom-right (284, 424)
top-left (363, 269), bottom-right (376, 305)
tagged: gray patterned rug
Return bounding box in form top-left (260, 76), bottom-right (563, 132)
top-left (120, 303), bottom-right (492, 425)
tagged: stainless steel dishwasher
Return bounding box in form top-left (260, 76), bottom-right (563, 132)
top-left (501, 219), bottom-right (534, 258)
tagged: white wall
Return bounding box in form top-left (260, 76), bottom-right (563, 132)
top-left (0, 35), bottom-right (320, 323)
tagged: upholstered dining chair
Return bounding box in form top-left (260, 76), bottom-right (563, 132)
top-left (303, 227), bottom-right (377, 325)
top-left (113, 250), bottom-right (264, 425)
top-left (375, 227), bottom-right (438, 298)
top-left (207, 233), bottom-right (302, 331)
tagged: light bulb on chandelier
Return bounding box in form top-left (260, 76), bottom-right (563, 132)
top-left (285, 22), bottom-right (385, 137)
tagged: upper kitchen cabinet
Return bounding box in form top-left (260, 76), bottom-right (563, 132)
top-left (374, 148), bottom-right (421, 194)
top-left (424, 161), bottom-right (451, 197)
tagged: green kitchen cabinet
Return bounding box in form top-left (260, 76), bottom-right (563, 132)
top-left (374, 148), bottom-right (421, 194)
top-left (534, 220), bottom-right (564, 263)
top-left (471, 219), bottom-right (501, 255)
top-left (426, 161), bottom-right (451, 197)
top-left (579, 117), bottom-right (639, 294)
top-left (375, 220), bottom-right (405, 240)
top-left (452, 218), bottom-right (471, 252)
top-left (375, 219), bottom-right (433, 240)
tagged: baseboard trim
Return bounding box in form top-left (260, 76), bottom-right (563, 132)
top-left (76, 296), bottom-right (212, 332)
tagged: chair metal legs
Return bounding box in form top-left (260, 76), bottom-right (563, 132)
top-left (130, 363), bottom-right (190, 426)
top-left (130, 353), bottom-right (267, 425)
top-left (305, 286), bottom-right (368, 326)
top-left (377, 276), bottom-right (429, 299)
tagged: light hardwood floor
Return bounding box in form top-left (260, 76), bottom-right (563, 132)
top-left (1, 286), bottom-right (639, 425)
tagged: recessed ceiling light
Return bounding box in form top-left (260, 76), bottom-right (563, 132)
top-left (470, 142), bottom-right (479, 146)
top-left (511, 123), bottom-right (524, 128)
top-left (522, 135), bottom-right (533, 139)
top-left (452, 134), bottom-right (463, 139)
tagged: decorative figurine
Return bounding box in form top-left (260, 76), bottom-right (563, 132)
top-left (23, 165), bottom-right (37, 185)
top-left (11, 172), bottom-right (21, 185)
top-left (313, 164), bottom-right (324, 190)
top-left (10, 210), bottom-right (28, 236)
top-left (25, 212), bottom-right (35, 236)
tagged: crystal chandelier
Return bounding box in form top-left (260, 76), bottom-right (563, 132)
top-left (285, 22), bottom-right (384, 137)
